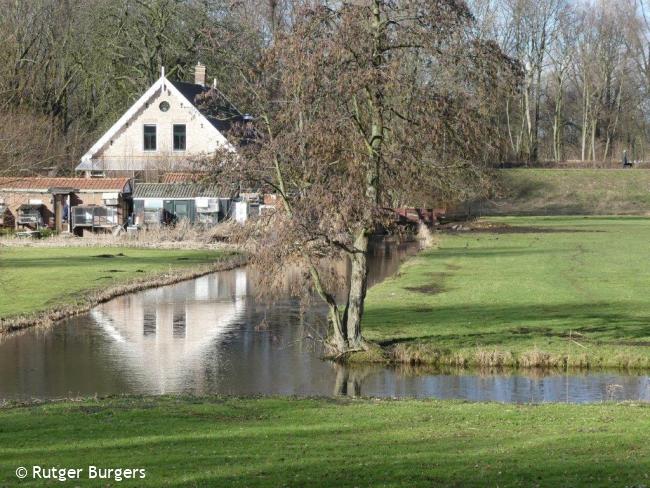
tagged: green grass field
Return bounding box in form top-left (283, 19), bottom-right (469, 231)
top-left (0, 247), bottom-right (231, 320)
top-left (362, 216), bottom-right (650, 368)
top-left (0, 396), bottom-right (648, 487)
top-left (466, 169), bottom-right (650, 215)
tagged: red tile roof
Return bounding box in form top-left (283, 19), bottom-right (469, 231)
top-left (0, 177), bottom-right (130, 192)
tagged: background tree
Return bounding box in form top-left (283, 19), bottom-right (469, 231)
top-left (2, 0), bottom-right (650, 174)
top-left (0, 0), bottom-right (236, 175)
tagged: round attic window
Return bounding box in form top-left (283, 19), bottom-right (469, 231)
top-left (159, 101), bottom-right (170, 112)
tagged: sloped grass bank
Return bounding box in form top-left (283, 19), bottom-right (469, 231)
top-left (360, 216), bottom-right (650, 369)
top-left (465, 168), bottom-right (650, 216)
top-left (0, 396), bottom-right (648, 487)
top-left (0, 247), bottom-right (243, 332)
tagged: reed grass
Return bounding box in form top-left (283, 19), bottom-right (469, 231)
top-left (0, 220), bottom-right (238, 250)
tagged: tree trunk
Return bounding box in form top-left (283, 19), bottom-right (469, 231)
top-left (553, 72), bottom-right (564, 162)
top-left (553, 99), bottom-right (561, 162)
top-left (344, 231), bottom-right (369, 350)
top-left (590, 118), bottom-right (597, 162)
top-left (328, 303), bottom-right (347, 352)
top-left (523, 72), bottom-right (533, 162)
top-left (309, 264), bottom-right (347, 352)
top-left (531, 64), bottom-right (542, 162)
top-left (581, 83), bottom-right (589, 161)
top-left (603, 80), bottom-right (623, 161)
top-left (505, 97), bottom-right (517, 155)
top-left (334, 0), bottom-right (384, 352)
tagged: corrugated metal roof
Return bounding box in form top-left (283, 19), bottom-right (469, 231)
top-left (133, 183), bottom-right (220, 199)
top-left (161, 172), bottom-right (208, 183)
top-left (0, 177), bottom-right (131, 192)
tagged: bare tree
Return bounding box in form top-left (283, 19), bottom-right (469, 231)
top-left (204, 0), bottom-right (517, 354)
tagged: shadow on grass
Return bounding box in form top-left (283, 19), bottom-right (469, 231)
top-left (418, 247), bottom-right (570, 260)
top-left (1, 398), bottom-right (648, 487)
top-left (368, 301), bottom-right (650, 347)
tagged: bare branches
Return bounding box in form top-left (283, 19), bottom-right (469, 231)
top-left (198, 0), bottom-right (514, 352)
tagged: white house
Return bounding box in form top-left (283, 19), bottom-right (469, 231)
top-left (76, 63), bottom-right (243, 179)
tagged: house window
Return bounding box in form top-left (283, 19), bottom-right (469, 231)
top-left (173, 124), bottom-right (186, 151)
top-left (143, 125), bottom-right (157, 151)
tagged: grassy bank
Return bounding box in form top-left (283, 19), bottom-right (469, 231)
top-left (464, 169), bottom-right (650, 215)
top-left (0, 396), bottom-right (648, 487)
top-left (0, 247), bottom-right (241, 331)
top-left (361, 216), bottom-right (650, 369)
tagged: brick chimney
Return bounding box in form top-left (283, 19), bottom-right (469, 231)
top-left (194, 62), bottom-right (206, 86)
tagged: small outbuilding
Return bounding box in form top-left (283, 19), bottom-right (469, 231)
top-left (0, 177), bottom-right (132, 233)
top-left (132, 183), bottom-right (229, 226)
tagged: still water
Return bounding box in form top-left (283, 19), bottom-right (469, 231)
top-left (1, 240), bottom-right (649, 403)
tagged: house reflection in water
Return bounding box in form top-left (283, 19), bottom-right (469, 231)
top-left (90, 269), bottom-right (248, 394)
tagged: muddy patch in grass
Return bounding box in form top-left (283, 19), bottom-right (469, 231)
top-left (509, 326), bottom-right (579, 338)
top-left (405, 272), bottom-right (448, 295)
top-left (510, 326), bottom-right (554, 335)
top-left (75, 405), bottom-right (108, 415)
top-left (592, 339), bottom-right (650, 347)
top-left (412, 306), bottom-right (435, 313)
top-left (575, 325), bottom-right (613, 333)
top-left (405, 284), bottom-right (445, 295)
top-left (441, 221), bottom-right (603, 235)
top-left (93, 253), bottom-right (126, 259)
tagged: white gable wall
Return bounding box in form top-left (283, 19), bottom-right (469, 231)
top-left (84, 79), bottom-right (231, 172)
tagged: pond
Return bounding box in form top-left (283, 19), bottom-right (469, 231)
top-left (1, 239), bottom-right (648, 403)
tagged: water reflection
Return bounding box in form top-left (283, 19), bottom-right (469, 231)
top-left (331, 364), bottom-right (650, 403)
top-left (87, 270), bottom-right (247, 394)
top-left (1, 239), bottom-right (649, 403)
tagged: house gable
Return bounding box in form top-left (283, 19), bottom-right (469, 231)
top-left (77, 74), bottom-right (236, 173)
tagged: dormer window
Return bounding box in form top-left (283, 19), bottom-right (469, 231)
top-left (144, 125), bottom-right (157, 151)
top-left (173, 124), bottom-right (186, 151)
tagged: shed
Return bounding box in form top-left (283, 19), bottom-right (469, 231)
top-left (132, 183), bottom-right (229, 226)
top-left (0, 177), bottom-right (132, 232)
top-left (16, 204), bottom-right (46, 230)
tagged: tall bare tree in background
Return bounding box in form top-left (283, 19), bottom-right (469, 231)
top-left (471, 0), bottom-right (648, 163)
top-left (2, 0), bottom-right (650, 172)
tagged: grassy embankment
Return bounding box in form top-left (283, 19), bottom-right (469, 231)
top-left (466, 168), bottom-right (650, 216)
top-left (361, 216), bottom-right (650, 369)
top-left (0, 396), bottom-right (648, 487)
top-left (0, 247), bottom-right (241, 332)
